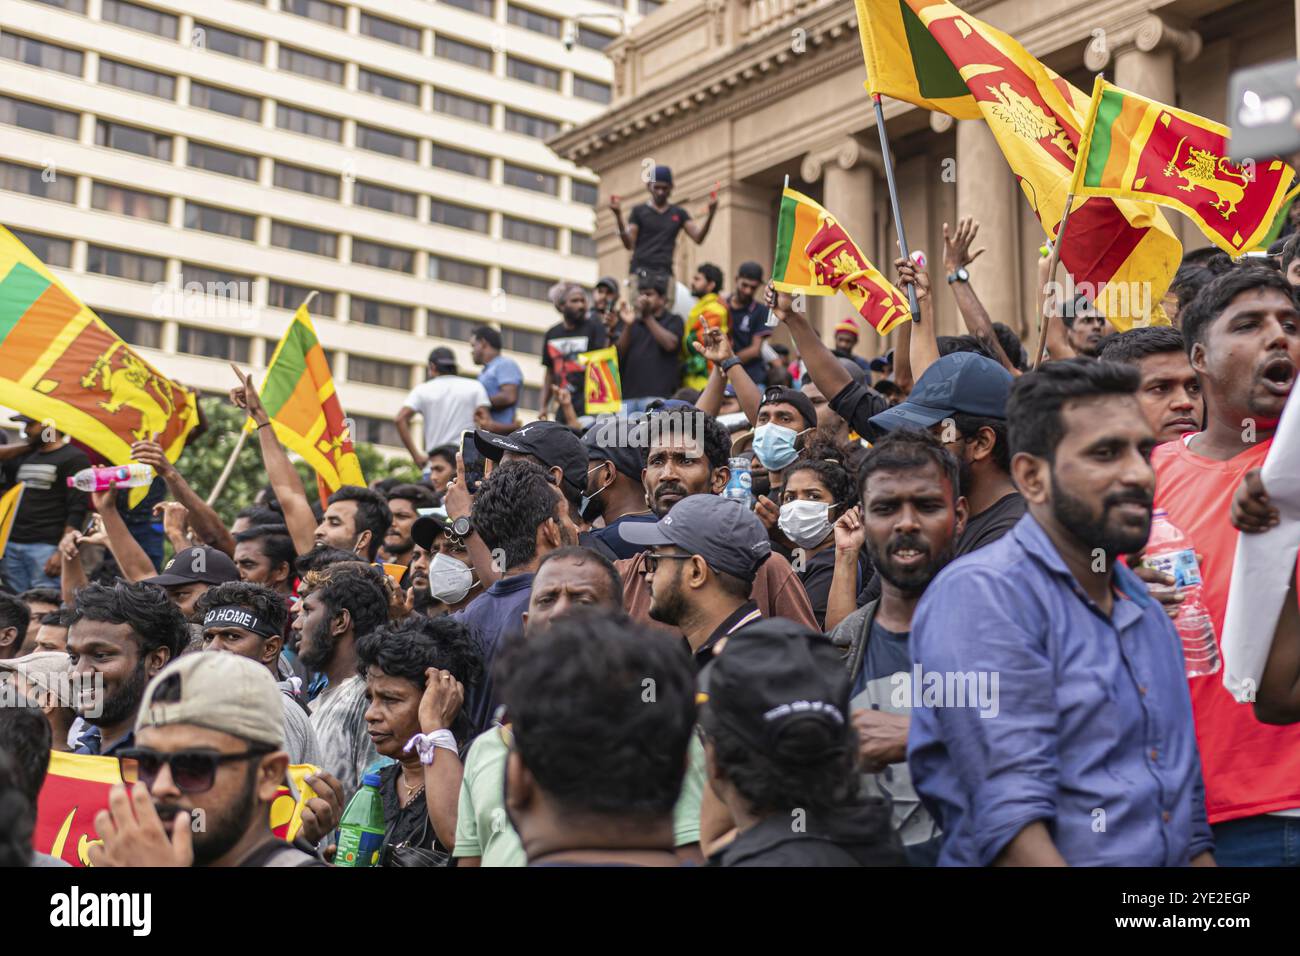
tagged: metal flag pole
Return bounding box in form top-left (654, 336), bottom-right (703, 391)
top-left (1032, 198), bottom-right (1075, 369)
top-left (872, 94), bottom-right (921, 322)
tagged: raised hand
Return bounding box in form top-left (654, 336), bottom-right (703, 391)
top-left (129, 438), bottom-right (175, 479)
top-left (608, 194), bottom-right (622, 214)
top-left (833, 505), bottom-right (866, 556)
top-left (418, 667), bottom-right (465, 734)
top-left (229, 364), bottom-right (269, 426)
top-left (943, 217), bottom-right (986, 273)
top-left (692, 327), bottom-right (735, 365)
top-left (894, 256), bottom-right (931, 303)
top-left (754, 495), bottom-right (780, 531)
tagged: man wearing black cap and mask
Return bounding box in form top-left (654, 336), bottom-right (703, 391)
top-left (610, 164), bottom-right (717, 284)
top-left (395, 347), bottom-right (491, 471)
top-left (579, 417), bottom-right (657, 559)
top-left (472, 421), bottom-right (587, 517)
top-left (699, 619), bottom-right (904, 867)
top-left (410, 512), bottom-right (481, 616)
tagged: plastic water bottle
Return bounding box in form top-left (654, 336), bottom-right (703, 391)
top-left (334, 773), bottom-right (387, 867)
top-left (1145, 509), bottom-right (1221, 678)
top-left (66, 463), bottom-right (155, 492)
top-left (723, 456), bottom-right (755, 510)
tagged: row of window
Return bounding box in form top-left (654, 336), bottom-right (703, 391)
top-left (0, 94), bottom-right (598, 204)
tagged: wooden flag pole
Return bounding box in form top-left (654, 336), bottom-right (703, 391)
top-left (872, 94), bottom-right (921, 322)
top-left (206, 428), bottom-right (247, 506)
top-left (1033, 194), bottom-right (1076, 369)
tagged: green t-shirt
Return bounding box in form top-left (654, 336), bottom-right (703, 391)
top-left (452, 725), bottom-right (706, 865)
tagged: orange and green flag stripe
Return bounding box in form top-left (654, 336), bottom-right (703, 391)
top-left (772, 188), bottom-right (836, 294)
top-left (1077, 85), bottom-right (1154, 192)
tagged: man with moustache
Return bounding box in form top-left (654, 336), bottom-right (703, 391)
top-left (827, 431), bottom-right (967, 864)
top-left (541, 283), bottom-right (607, 417)
top-left (910, 360), bottom-right (1214, 866)
top-left (1099, 326), bottom-right (1204, 443)
top-left (410, 514), bottom-right (481, 616)
top-left (232, 525), bottom-right (296, 597)
top-left (381, 483), bottom-right (436, 572)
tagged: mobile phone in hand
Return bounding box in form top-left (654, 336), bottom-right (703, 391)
top-left (459, 430), bottom-right (486, 494)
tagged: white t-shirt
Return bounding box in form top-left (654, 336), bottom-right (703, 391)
top-left (403, 375), bottom-right (491, 451)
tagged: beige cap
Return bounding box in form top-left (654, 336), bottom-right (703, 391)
top-left (135, 652), bottom-right (285, 750)
top-left (0, 651), bottom-right (71, 704)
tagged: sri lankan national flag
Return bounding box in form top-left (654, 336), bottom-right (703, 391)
top-left (856, 0), bottom-right (1182, 329)
top-left (1073, 78), bottom-right (1296, 256)
top-left (773, 188), bottom-right (911, 335)
top-left (0, 482), bottom-right (23, 558)
top-left (0, 226), bottom-right (197, 506)
top-left (580, 346), bottom-right (621, 414)
top-left (253, 304), bottom-right (364, 502)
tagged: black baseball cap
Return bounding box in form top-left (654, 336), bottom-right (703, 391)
top-left (595, 276), bottom-right (619, 295)
top-left (869, 352), bottom-right (1013, 432)
top-left (869, 349), bottom-right (895, 372)
top-left (620, 494), bottom-right (771, 579)
top-left (428, 347), bottom-right (457, 373)
top-left (759, 386), bottom-right (817, 432)
top-left (411, 513), bottom-right (449, 552)
top-left (142, 546), bottom-right (239, 587)
top-left (475, 422), bottom-right (587, 495)
top-left (582, 417), bottom-right (644, 482)
top-left (697, 618), bottom-right (850, 757)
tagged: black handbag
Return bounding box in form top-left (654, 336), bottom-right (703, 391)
top-left (379, 806), bottom-right (452, 868)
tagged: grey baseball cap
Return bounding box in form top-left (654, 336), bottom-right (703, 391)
top-left (620, 494), bottom-right (771, 579)
top-left (136, 652), bottom-right (285, 750)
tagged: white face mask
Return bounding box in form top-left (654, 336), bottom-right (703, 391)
top-left (778, 500), bottom-right (833, 549)
top-left (428, 552), bottom-right (475, 605)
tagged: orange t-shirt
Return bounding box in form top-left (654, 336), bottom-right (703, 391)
top-left (1153, 436), bottom-right (1300, 824)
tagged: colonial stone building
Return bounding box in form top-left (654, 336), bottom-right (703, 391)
top-left (551, 0), bottom-right (1299, 357)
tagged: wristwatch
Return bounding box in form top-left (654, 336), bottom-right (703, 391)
top-left (451, 516), bottom-right (472, 538)
top-left (947, 267), bottom-right (970, 284)
top-left (720, 356), bottom-right (743, 372)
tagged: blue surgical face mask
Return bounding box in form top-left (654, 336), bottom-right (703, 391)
top-left (752, 423), bottom-right (800, 471)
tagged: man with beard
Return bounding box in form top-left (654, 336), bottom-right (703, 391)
top-left (1152, 267), bottom-right (1300, 866)
top-left (910, 360), bottom-right (1214, 866)
top-left (232, 525), bottom-right (295, 597)
top-left (541, 283), bottom-right (606, 418)
top-left (579, 418), bottom-right (657, 559)
top-left (1099, 326), bottom-right (1204, 443)
top-left (614, 407), bottom-right (817, 631)
top-left (826, 431), bottom-right (966, 864)
top-left (89, 653), bottom-right (325, 867)
top-left (381, 483), bottom-right (436, 572)
top-left (617, 272), bottom-right (685, 411)
top-left (69, 582), bottom-right (187, 756)
top-left (297, 562), bottom-right (391, 799)
top-left (682, 263), bottom-right (729, 391)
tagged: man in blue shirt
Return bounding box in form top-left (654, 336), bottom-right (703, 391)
top-left (471, 326), bottom-right (524, 436)
top-left (909, 359), bottom-right (1214, 867)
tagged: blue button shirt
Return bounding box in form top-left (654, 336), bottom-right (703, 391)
top-left (478, 355), bottom-right (523, 425)
top-left (909, 513), bottom-right (1213, 867)
top-left (454, 572), bottom-right (534, 735)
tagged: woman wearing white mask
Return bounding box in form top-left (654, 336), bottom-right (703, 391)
top-left (776, 455), bottom-right (865, 630)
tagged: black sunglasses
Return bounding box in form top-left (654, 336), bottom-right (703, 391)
top-left (117, 746), bottom-right (272, 794)
top-left (643, 551), bottom-right (697, 574)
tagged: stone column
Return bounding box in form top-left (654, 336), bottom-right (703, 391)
top-left (956, 119), bottom-right (1019, 332)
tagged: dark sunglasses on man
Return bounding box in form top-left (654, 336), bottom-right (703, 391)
top-left (117, 746), bottom-right (273, 795)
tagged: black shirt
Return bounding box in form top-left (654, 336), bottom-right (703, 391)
top-left (2, 443), bottom-right (90, 544)
top-left (798, 547), bottom-right (869, 631)
top-left (542, 318), bottom-right (608, 416)
top-left (827, 380), bottom-right (891, 442)
top-left (709, 802), bottom-right (904, 867)
top-left (727, 298), bottom-right (773, 384)
top-left (687, 601), bottom-right (761, 671)
top-left (618, 311), bottom-right (685, 400)
top-left (378, 763), bottom-right (453, 866)
top-left (628, 203), bottom-right (691, 276)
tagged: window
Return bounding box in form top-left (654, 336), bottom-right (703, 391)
top-left (433, 91), bottom-right (492, 125)
top-left (0, 95), bottom-right (78, 138)
top-left (273, 162), bottom-right (340, 199)
top-left (268, 281), bottom-right (336, 317)
top-left (431, 144), bottom-right (489, 179)
top-left (520, 385), bottom-right (541, 410)
top-left (441, 0), bottom-right (493, 16)
top-left (271, 222), bottom-right (338, 258)
top-left (500, 325), bottom-right (543, 355)
top-left (573, 76), bottom-right (612, 104)
top-left (99, 312), bottom-right (163, 349)
top-left (504, 109), bottom-right (558, 139)
top-left (354, 181), bottom-right (417, 217)
top-left (348, 356), bottom-right (411, 389)
top-left (276, 105), bottom-right (341, 142)
top-left (351, 414), bottom-right (402, 447)
top-left (503, 216), bottom-right (557, 249)
top-left (503, 162), bottom-right (557, 195)
top-left (357, 70), bottom-right (420, 106)
top-left (428, 255), bottom-right (488, 288)
top-left (194, 23), bottom-right (264, 62)
top-left (30, 0), bottom-right (86, 10)
top-left (0, 33), bottom-right (84, 76)
top-left (184, 202), bottom-right (256, 240)
top-left (176, 327), bottom-right (251, 363)
top-left (506, 4), bottom-right (560, 37)
top-left (10, 229), bottom-right (71, 267)
top-left (282, 0), bottom-right (344, 28)
top-left (571, 180), bottom-right (598, 206)
top-left (352, 239), bottom-right (414, 273)
top-left (571, 233), bottom-right (597, 258)
top-left (501, 271), bottom-right (552, 301)
top-left (190, 82), bottom-right (261, 121)
top-left (355, 124), bottom-right (419, 160)
top-left (0, 159), bottom-right (75, 202)
top-left (278, 46), bottom-right (343, 85)
top-left (639, 0), bottom-right (663, 15)
top-left (578, 26), bottom-right (614, 51)
top-left (95, 120), bottom-right (171, 160)
top-left (506, 57), bottom-right (559, 90)
top-left (429, 199), bottom-right (488, 233)
top-left (427, 311), bottom-right (478, 340)
top-left (102, 0), bottom-right (177, 38)
top-left (435, 36), bottom-right (492, 71)
top-left (86, 245), bottom-right (165, 283)
top-left (351, 296), bottom-right (413, 332)
top-left (92, 182), bottom-right (169, 222)
top-left (360, 13), bottom-right (421, 49)
top-left (188, 141), bottom-right (259, 180)
top-left (98, 59), bottom-right (176, 99)
top-left (179, 263), bottom-right (255, 290)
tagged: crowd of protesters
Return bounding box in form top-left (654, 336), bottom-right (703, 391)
top-left (1, 169), bottom-right (1299, 868)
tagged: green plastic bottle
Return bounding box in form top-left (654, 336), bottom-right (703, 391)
top-left (335, 773), bottom-right (386, 867)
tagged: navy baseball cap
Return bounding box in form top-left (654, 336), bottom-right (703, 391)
top-left (620, 494), bottom-right (771, 579)
top-left (651, 164), bottom-right (673, 185)
top-left (869, 352), bottom-right (1013, 432)
top-left (869, 350), bottom-right (895, 372)
top-left (475, 422), bottom-right (587, 494)
top-left (582, 416), bottom-right (644, 482)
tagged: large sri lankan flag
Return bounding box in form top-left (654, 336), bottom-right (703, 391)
top-left (772, 187), bottom-right (912, 335)
top-left (1072, 77), bottom-right (1295, 257)
top-left (0, 227), bottom-right (197, 505)
top-left (252, 303), bottom-right (364, 501)
top-left (856, 0), bottom-right (1182, 329)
